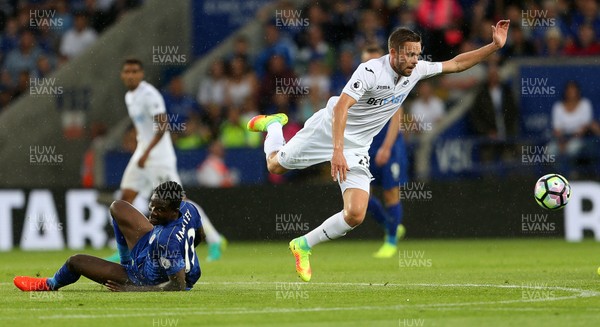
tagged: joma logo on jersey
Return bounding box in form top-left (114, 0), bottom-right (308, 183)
top-left (366, 94), bottom-right (406, 106)
top-left (376, 85), bottom-right (391, 90)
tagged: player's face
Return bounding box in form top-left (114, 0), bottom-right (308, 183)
top-left (390, 42), bottom-right (421, 77)
top-left (121, 64), bottom-right (144, 90)
top-left (148, 195), bottom-right (179, 226)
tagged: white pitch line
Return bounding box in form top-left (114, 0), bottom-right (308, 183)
top-left (0, 282), bottom-right (595, 320)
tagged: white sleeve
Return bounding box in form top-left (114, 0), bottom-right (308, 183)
top-left (417, 61), bottom-right (443, 81)
top-left (341, 63), bottom-right (377, 101)
top-left (147, 89), bottom-right (167, 116)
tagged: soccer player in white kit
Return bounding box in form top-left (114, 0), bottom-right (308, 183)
top-left (111, 59), bottom-right (226, 262)
top-left (248, 21), bottom-right (510, 282)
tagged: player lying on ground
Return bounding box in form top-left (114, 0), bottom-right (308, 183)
top-left (248, 20), bottom-right (510, 281)
top-left (105, 58), bottom-right (226, 263)
top-left (14, 181), bottom-right (201, 292)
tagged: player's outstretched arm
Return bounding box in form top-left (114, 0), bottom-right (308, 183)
top-left (331, 93), bottom-right (357, 182)
top-left (105, 269), bottom-right (187, 292)
top-left (441, 20), bottom-right (510, 74)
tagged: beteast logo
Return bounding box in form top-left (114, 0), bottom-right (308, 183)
top-left (366, 94), bottom-right (406, 106)
top-left (376, 85), bottom-right (391, 90)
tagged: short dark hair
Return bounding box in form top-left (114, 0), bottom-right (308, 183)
top-left (362, 44), bottom-right (385, 56)
top-left (388, 27), bottom-right (421, 51)
top-left (152, 181), bottom-right (185, 211)
top-left (123, 58), bottom-right (143, 70)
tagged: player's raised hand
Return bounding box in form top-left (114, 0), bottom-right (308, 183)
top-left (331, 149), bottom-right (349, 182)
top-left (492, 20), bottom-right (510, 48)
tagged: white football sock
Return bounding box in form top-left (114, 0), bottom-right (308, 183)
top-left (304, 211), bottom-right (353, 248)
top-left (264, 122), bottom-right (285, 159)
top-left (188, 199), bottom-right (222, 244)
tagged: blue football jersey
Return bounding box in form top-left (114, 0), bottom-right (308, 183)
top-left (133, 201), bottom-right (202, 289)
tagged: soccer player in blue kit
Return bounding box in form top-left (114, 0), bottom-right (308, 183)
top-left (360, 45), bottom-right (409, 258)
top-left (14, 181), bottom-right (201, 292)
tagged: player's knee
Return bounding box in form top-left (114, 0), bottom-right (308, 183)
top-left (344, 206), bottom-right (367, 227)
top-left (109, 200), bottom-right (125, 218)
top-left (66, 254), bottom-right (85, 271)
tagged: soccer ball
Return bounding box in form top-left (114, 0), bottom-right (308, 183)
top-left (534, 174), bottom-right (571, 210)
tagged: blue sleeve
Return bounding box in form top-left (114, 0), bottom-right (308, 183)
top-left (161, 233), bottom-right (186, 276)
top-left (181, 201), bottom-right (202, 229)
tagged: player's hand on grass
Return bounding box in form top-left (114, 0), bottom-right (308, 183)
top-left (105, 280), bottom-right (128, 292)
top-left (374, 147), bottom-right (391, 167)
top-left (331, 149), bottom-right (349, 182)
top-left (492, 20), bottom-right (510, 49)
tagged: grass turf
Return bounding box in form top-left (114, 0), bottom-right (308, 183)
top-left (1, 239), bottom-right (600, 326)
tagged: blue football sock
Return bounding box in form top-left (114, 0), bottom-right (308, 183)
top-left (112, 218), bottom-right (131, 265)
top-left (385, 203), bottom-right (402, 245)
top-left (47, 263), bottom-right (80, 290)
top-left (367, 197), bottom-right (388, 228)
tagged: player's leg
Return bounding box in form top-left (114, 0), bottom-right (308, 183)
top-left (374, 141), bottom-right (408, 257)
top-left (290, 164), bottom-right (371, 281)
top-left (106, 191), bottom-right (148, 263)
top-left (247, 113), bottom-right (289, 174)
top-left (290, 187), bottom-right (369, 281)
top-left (108, 161), bottom-right (145, 262)
top-left (186, 198), bottom-right (227, 261)
top-left (14, 255), bottom-right (129, 291)
top-left (367, 159), bottom-right (390, 228)
top-left (109, 200), bottom-right (153, 249)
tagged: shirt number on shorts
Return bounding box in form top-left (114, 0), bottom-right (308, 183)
top-left (357, 155), bottom-right (370, 169)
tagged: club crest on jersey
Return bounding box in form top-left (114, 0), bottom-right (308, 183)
top-left (352, 80), bottom-right (362, 90)
top-left (401, 79), bottom-right (410, 87)
top-left (160, 257), bottom-right (171, 269)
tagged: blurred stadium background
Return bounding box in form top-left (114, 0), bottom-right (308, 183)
top-left (0, 0), bottom-right (599, 252)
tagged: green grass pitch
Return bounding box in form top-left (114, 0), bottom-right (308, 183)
top-left (1, 239), bottom-right (600, 326)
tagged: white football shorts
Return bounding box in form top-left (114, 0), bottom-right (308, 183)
top-left (120, 159), bottom-right (181, 198)
top-left (277, 109), bottom-right (373, 194)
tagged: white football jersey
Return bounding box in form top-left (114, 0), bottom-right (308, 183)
top-left (328, 55), bottom-right (442, 149)
top-left (125, 80), bottom-right (176, 165)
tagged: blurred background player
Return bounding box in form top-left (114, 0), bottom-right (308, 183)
top-left (361, 45), bottom-right (407, 258)
top-left (106, 58), bottom-right (226, 263)
top-left (14, 182), bottom-right (201, 292)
